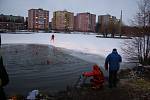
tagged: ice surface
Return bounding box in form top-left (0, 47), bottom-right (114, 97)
top-left (1, 33), bottom-right (124, 57)
top-left (1, 32), bottom-right (131, 68)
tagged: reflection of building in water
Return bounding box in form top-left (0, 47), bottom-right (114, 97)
top-left (0, 14), bottom-right (24, 31)
top-left (28, 8), bottom-right (49, 31)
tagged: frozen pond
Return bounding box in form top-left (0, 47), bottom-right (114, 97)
top-left (2, 44), bottom-right (94, 95)
top-left (1, 33), bottom-right (135, 95)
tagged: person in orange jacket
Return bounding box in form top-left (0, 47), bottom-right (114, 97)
top-left (83, 64), bottom-right (104, 89)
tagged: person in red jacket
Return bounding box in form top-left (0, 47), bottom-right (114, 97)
top-left (83, 64), bottom-right (104, 89)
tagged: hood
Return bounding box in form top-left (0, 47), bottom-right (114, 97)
top-left (112, 50), bottom-right (118, 54)
top-left (93, 64), bottom-right (100, 70)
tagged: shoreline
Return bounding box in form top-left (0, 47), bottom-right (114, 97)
top-left (2, 44), bottom-right (148, 100)
top-left (96, 35), bottom-right (132, 39)
top-left (7, 66), bottom-right (150, 100)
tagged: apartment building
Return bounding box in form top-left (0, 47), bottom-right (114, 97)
top-left (74, 13), bottom-right (96, 32)
top-left (52, 10), bottom-right (74, 32)
top-left (28, 8), bottom-right (49, 31)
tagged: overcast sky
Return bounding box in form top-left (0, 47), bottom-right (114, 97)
top-left (0, 0), bottom-right (138, 25)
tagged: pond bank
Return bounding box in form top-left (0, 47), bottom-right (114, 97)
top-left (8, 66), bottom-right (150, 100)
top-left (55, 66), bottom-right (150, 100)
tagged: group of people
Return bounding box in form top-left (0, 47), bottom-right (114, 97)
top-left (82, 48), bottom-right (122, 89)
top-left (50, 34), bottom-right (122, 89)
top-left (0, 33), bottom-right (122, 99)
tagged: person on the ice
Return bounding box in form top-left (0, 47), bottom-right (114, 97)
top-left (83, 64), bottom-right (104, 89)
top-left (51, 34), bottom-right (55, 43)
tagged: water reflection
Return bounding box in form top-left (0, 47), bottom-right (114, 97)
top-left (1, 44), bottom-right (94, 95)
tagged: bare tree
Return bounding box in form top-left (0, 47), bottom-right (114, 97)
top-left (122, 0), bottom-right (150, 65)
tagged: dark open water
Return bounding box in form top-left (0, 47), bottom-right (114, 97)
top-left (1, 44), bottom-right (94, 95)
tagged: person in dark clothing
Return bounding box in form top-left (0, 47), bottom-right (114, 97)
top-left (0, 35), bottom-right (9, 100)
top-left (51, 34), bottom-right (55, 43)
top-left (105, 48), bottom-right (122, 88)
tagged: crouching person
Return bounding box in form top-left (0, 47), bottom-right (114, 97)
top-left (83, 64), bottom-right (104, 89)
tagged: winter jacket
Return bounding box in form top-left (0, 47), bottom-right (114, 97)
top-left (0, 56), bottom-right (9, 87)
top-left (105, 51), bottom-right (122, 71)
top-left (0, 36), bottom-right (9, 100)
top-left (83, 65), bottom-right (104, 84)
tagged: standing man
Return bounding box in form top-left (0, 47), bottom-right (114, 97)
top-left (0, 35), bottom-right (9, 100)
top-left (105, 48), bottom-right (122, 88)
top-left (51, 34), bottom-right (55, 43)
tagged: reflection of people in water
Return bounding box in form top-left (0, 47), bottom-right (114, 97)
top-left (15, 49), bottom-right (18, 53)
top-left (46, 60), bottom-right (51, 65)
top-left (51, 34), bottom-right (55, 43)
top-left (35, 52), bottom-right (38, 55)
